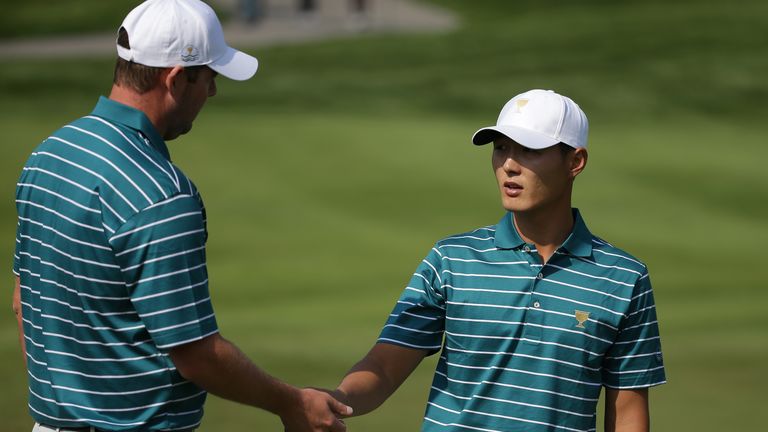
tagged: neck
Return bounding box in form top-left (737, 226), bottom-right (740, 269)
top-left (513, 202), bottom-right (574, 264)
top-left (108, 84), bottom-right (168, 138)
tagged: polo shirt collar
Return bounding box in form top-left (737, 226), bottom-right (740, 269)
top-left (91, 96), bottom-right (171, 161)
top-left (494, 212), bottom-right (526, 249)
top-left (494, 208), bottom-right (593, 257)
top-left (561, 209), bottom-right (593, 257)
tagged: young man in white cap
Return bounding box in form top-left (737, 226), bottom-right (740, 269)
top-left (329, 89), bottom-right (666, 431)
top-left (12, 1), bottom-right (350, 431)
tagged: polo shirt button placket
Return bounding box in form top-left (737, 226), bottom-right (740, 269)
top-left (531, 272), bottom-right (544, 314)
top-left (524, 294), bottom-right (544, 343)
top-left (138, 132), bottom-right (150, 147)
top-left (522, 246), bottom-right (545, 343)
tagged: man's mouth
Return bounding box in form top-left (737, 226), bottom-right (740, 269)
top-left (503, 181), bottom-right (523, 197)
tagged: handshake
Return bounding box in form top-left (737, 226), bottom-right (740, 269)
top-left (272, 342), bottom-right (427, 431)
top-left (279, 388), bottom-right (352, 432)
top-left (168, 334), bottom-right (424, 432)
top-left (271, 342), bottom-right (426, 431)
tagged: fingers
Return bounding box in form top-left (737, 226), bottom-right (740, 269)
top-left (328, 416), bottom-right (347, 432)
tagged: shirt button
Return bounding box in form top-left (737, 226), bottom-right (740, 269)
top-left (533, 301), bottom-right (541, 308)
top-left (522, 245), bottom-right (531, 253)
top-left (537, 272), bottom-right (543, 279)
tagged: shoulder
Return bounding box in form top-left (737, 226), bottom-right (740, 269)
top-left (56, 115), bottom-right (181, 192)
top-left (433, 223), bottom-right (498, 254)
top-left (589, 235), bottom-right (649, 277)
top-left (34, 115), bottom-right (200, 225)
top-left (67, 115), bottom-right (189, 195)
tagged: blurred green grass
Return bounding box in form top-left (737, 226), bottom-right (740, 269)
top-left (1, 0), bottom-right (767, 430)
top-left (0, 0), bottom-right (227, 39)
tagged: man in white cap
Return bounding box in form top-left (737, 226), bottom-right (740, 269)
top-left (327, 89), bottom-right (666, 431)
top-left (12, 1), bottom-right (350, 431)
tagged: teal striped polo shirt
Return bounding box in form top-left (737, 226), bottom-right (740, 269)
top-left (14, 97), bottom-right (218, 431)
top-left (378, 210), bottom-right (666, 432)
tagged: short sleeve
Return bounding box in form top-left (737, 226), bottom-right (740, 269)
top-left (377, 245), bottom-right (446, 354)
top-left (602, 270), bottom-right (666, 388)
top-left (109, 194), bottom-right (218, 350)
top-left (13, 221), bottom-right (21, 276)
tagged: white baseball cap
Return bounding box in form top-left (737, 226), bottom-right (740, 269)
top-left (472, 89), bottom-right (588, 149)
top-left (117, 0), bottom-right (258, 81)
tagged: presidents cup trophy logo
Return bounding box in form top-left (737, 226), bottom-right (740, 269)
top-left (574, 310), bottom-right (590, 329)
top-left (181, 45), bottom-right (200, 62)
top-left (514, 99), bottom-right (529, 113)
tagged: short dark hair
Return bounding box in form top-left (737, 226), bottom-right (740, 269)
top-left (113, 27), bottom-right (205, 93)
top-left (557, 142), bottom-right (576, 155)
top-left (183, 66), bottom-right (205, 83)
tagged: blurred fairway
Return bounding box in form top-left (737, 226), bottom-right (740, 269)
top-left (1, 0), bottom-right (767, 430)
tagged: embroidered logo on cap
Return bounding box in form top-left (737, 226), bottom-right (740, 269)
top-left (574, 310), bottom-right (590, 328)
top-left (181, 45), bottom-right (200, 62)
top-left (514, 99), bottom-right (529, 113)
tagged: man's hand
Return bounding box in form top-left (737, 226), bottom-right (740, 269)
top-left (280, 388), bottom-right (352, 432)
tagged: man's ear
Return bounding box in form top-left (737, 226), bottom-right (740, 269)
top-left (164, 66), bottom-right (187, 99)
top-left (569, 148), bottom-right (588, 179)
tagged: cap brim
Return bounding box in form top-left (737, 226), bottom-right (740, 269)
top-left (209, 47), bottom-right (259, 81)
top-left (471, 126), bottom-right (560, 149)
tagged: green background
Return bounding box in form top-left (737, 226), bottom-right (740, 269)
top-left (1, 0), bottom-right (767, 430)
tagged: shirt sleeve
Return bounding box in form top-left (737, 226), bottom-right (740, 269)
top-left (109, 193), bottom-right (218, 350)
top-left (13, 220), bottom-right (21, 276)
top-left (377, 245), bottom-right (446, 354)
top-left (602, 270), bottom-right (666, 388)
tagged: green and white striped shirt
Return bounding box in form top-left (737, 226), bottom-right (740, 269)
top-left (379, 210), bottom-right (666, 432)
top-left (14, 97), bottom-right (218, 431)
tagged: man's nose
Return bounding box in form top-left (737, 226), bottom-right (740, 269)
top-left (208, 80), bottom-right (217, 97)
top-left (502, 154), bottom-right (521, 173)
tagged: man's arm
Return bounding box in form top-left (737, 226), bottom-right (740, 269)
top-left (604, 388), bottom-right (649, 432)
top-left (169, 333), bottom-right (352, 432)
top-left (12, 276), bottom-right (25, 364)
top-left (334, 342), bottom-right (428, 416)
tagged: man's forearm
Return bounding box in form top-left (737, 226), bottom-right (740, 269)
top-left (336, 343), bottom-right (427, 416)
top-left (336, 359), bottom-right (397, 416)
top-left (604, 387), bottom-right (650, 432)
top-left (172, 334), bottom-right (297, 413)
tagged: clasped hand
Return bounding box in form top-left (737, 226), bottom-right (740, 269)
top-left (281, 388), bottom-right (352, 432)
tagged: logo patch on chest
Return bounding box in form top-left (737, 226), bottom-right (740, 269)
top-left (574, 310), bottom-right (590, 328)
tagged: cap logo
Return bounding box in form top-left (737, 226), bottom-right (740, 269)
top-left (513, 99), bottom-right (529, 113)
top-left (181, 45), bottom-right (200, 62)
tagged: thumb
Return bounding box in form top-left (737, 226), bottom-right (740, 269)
top-left (328, 396), bottom-right (353, 417)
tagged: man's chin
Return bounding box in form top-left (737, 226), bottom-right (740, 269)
top-left (164, 125), bottom-right (192, 141)
top-left (501, 197), bottom-right (522, 213)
